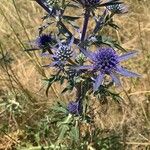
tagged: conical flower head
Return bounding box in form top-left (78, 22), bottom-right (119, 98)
top-left (93, 48), bottom-right (119, 74)
top-left (45, 37), bottom-right (75, 71)
top-left (56, 44), bottom-right (73, 61)
top-left (52, 36), bottom-right (74, 62)
top-left (106, 1), bottom-right (128, 14)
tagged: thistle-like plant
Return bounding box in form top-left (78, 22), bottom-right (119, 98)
top-left (27, 0), bottom-right (140, 148)
top-left (78, 47), bottom-right (140, 91)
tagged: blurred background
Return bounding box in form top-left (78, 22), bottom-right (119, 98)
top-left (0, 0), bottom-right (149, 149)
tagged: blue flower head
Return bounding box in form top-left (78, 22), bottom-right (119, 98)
top-left (44, 36), bottom-right (74, 70)
top-left (36, 34), bottom-right (52, 49)
top-left (106, 0), bottom-right (128, 14)
top-left (52, 37), bottom-right (74, 61)
top-left (55, 44), bottom-right (73, 61)
top-left (67, 101), bottom-right (81, 115)
top-left (78, 47), bottom-right (140, 91)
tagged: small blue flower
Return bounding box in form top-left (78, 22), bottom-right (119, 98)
top-left (43, 37), bottom-right (74, 71)
top-left (52, 36), bottom-right (74, 60)
top-left (106, 0), bottom-right (128, 14)
top-left (54, 44), bottom-right (73, 61)
top-left (77, 47), bottom-right (140, 91)
top-left (36, 34), bottom-right (52, 49)
top-left (67, 101), bottom-right (81, 115)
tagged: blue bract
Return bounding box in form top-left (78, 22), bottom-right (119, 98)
top-left (78, 47), bottom-right (140, 91)
top-left (67, 101), bottom-right (81, 115)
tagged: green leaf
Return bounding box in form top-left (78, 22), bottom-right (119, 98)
top-left (61, 86), bottom-right (73, 93)
top-left (17, 145), bottom-right (66, 150)
top-left (67, 3), bottom-right (80, 8)
top-left (57, 125), bottom-right (69, 142)
top-left (57, 114), bottom-right (73, 126)
top-left (45, 74), bottom-right (66, 96)
top-left (68, 20), bottom-right (80, 29)
top-left (63, 15), bottom-right (80, 21)
top-left (70, 126), bottom-right (79, 142)
top-left (45, 76), bottom-right (56, 96)
top-left (108, 23), bottom-right (120, 30)
top-left (114, 43), bottom-right (127, 52)
top-left (61, 83), bottom-right (74, 93)
top-left (60, 76), bottom-right (66, 84)
top-left (52, 105), bottom-right (67, 114)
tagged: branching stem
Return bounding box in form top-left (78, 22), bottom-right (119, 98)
top-left (81, 9), bottom-right (90, 42)
top-left (76, 8), bottom-right (91, 113)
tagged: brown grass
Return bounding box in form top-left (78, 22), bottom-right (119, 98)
top-left (0, 0), bottom-right (150, 149)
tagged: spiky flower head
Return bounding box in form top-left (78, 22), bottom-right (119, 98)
top-left (93, 48), bottom-right (119, 74)
top-left (55, 44), bottom-right (73, 61)
top-left (44, 36), bottom-right (74, 71)
top-left (36, 34), bottom-right (52, 49)
top-left (67, 101), bottom-right (81, 115)
top-left (106, 1), bottom-right (128, 14)
top-left (78, 47), bottom-right (140, 91)
top-left (52, 36), bottom-right (74, 62)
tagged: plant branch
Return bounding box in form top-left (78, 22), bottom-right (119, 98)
top-left (35, 0), bottom-right (79, 44)
top-left (58, 20), bottom-right (79, 44)
top-left (76, 8), bottom-right (91, 114)
top-left (81, 9), bottom-right (90, 42)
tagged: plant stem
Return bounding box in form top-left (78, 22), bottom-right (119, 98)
top-left (35, 0), bottom-right (52, 14)
top-left (35, 0), bottom-right (80, 44)
top-left (93, 11), bottom-right (114, 35)
top-left (58, 20), bottom-right (79, 44)
top-left (81, 9), bottom-right (90, 42)
top-left (76, 8), bottom-right (90, 114)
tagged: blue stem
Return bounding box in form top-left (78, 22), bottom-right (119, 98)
top-left (76, 9), bottom-right (90, 114)
top-left (81, 9), bottom-right (90, 42)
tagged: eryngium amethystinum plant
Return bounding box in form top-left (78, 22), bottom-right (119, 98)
top-left (27, 0), bottom-right (140, 148)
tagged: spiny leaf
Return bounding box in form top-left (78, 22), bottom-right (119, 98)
top-left (52, 105), bottom-right (67, 114)
top-left (45, 76), bottom-right (56, 96)
top-left (108, 23), bottom-right (120, 30)
top-left (63, 15), bottom-right (80, 21)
